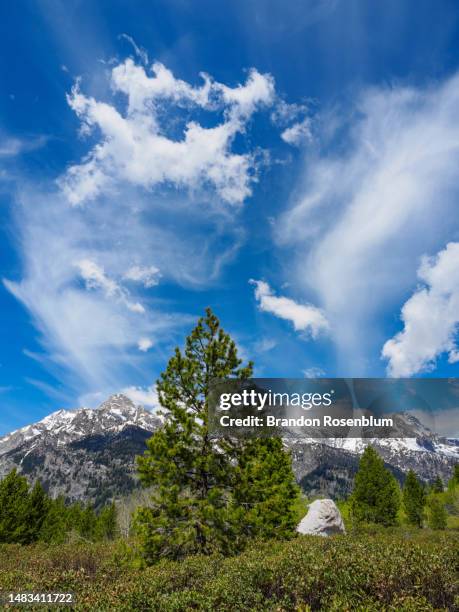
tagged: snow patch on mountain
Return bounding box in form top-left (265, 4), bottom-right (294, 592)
top-left (0, 394), bottom-right (160, 457)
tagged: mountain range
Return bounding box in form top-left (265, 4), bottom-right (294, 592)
top-left (0, 394), bottom-right (161, 507)
top-left (0, 394), bottom-right (458, 504)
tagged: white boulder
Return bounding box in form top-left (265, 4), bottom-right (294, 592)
top-left (296, 499), bottom-right (345, 537)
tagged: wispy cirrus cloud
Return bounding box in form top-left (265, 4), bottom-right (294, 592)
top-left (277, 73), bottom-right (459, 374)
top-left (0, 134), bottom-right (48, 158)
top-left (76, 258), bottom-right (145, 313)
top-left (118, 33), bottom-right (149, 65)
top-left (3, 183), bottom-right (201, 396)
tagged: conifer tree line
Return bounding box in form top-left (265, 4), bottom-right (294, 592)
top-left (0, 469), bottom-right (117, 544)
top-left (350, 446), bottom-right (456, 530)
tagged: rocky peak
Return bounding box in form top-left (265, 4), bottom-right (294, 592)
top-left (0, 393), bottom-right (160, 458)
top-left (98, 393), bottom-right (137, 413)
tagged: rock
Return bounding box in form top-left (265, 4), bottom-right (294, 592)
top-left (296, 499), bottom-right (345, 536)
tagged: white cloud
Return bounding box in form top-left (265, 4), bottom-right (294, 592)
top-left (382, 242), bottom-right (459, 376)
top-left (77, 258), bottom-right (121, 297)
top-left (0, 138), bottom-right (27, 157)
top-left (271, 99), bottom-right (312, 145)
top-left (126, 301), bottom-right (145, 313)
top-left (0, 135), bottom-right (47, 157)
top-left (137, 337), bottom-right (153, 352)
top-left (111, 59), bottom-right (213, 113)
top-left (281, 118), bottom-right (312, 146)
top-left (277, 73), bottom-right (459, 373)
top-left (3, 58), bottom-right (280, 408)
top-left (303, 367), bottom-right (325, 378)
top-left (59, 60), bottom-right (275, 206)
top-left (271, 99), bottom-right (308, 125)
top-left (121, 385), bottom-right (160, 410)
top-left (216, 68), bottom-right (275, 117)
top-left (250, 279), bottom-right (329, 338)
top-left (4, 153), bottom-right (243, 397)
top-left (3, 187), bottom-right (193, 395)
top-left (118, 34), bottom-right (149, 66)
top-left (253, 337), bottom-right (277, 353)
top-left (76, 258), bottom-right (145, 314)
top-left (124, 264), bottom-right (160, 288)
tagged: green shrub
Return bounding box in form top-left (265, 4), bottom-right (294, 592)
top-left (427, 495), bottom-right (448, 530)
top-left (0, 530), bottom-right (457, 611)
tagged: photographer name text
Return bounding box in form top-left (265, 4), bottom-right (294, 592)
top-left (218, 414), bottom-right (394, 428)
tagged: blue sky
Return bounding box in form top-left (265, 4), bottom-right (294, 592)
top-left (2, 0), bottom-right (459, 434)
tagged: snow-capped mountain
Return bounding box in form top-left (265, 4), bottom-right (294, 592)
top-left (323, 411), bottom-right (459, 458)
top-left (0, 398), bottom-right (457, 503)
top-left (0, 394), bottom-right (161, 506)
top-left (288, 412), bottom-right (459, 498)
top-left (0, 394), bottom-right (159, 456)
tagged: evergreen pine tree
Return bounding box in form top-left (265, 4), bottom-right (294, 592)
top-left (39, 496), bottom-right (69, 543)
top-left (232, 437), bottom-right (299, 542)
top-left (67, 501), bottom-right (85, 535)
top-left (0, 469), bottom-right (31, 544)
top-left (432, 476), bottom-right (444, 493)
top-left (25, 480), bottom-right (50, 543)
top-left (79, 504), bottom-right (97, 540)
top-left (95, 502), bottom-right (118, 540)
top-left (350, 446), bottom-right (400, 526)
top-left (402, 470), bottom-right (425, 527)
top-left (135, 308), bottom-right (298, 563)
top-left (427, 495), bottom-right (447, 529)
top-left (447, 465), bottom-right (459, 491)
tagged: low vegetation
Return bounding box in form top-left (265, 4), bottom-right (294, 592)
top-left (0, 530), bottom-right (457, 611)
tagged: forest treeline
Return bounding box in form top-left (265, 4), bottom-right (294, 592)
top-left (0, 468), bottom-right (117, 544)
top-left (345, 446), bottom-right (459, 530)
